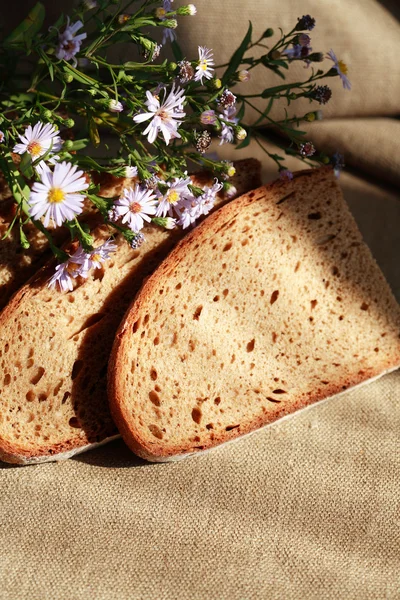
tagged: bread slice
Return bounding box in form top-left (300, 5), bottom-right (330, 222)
top-left (0, 159), bottom-right (261, 464)
top-left (108, 167), bottom-right (400, 462)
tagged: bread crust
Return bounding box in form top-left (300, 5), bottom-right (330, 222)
top-left (108, 167), bottom-right (400, 461)
top-left (0, 159), bottom-right (261, 464)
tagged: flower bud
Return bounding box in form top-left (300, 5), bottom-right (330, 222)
top-left (238, 69), bottom-right (250, 82)
top-left (0, 130), bottom-right (5, 143)
top-left (177, 4), bottom-right (197, 15)
top-left (200, 110), bottom-right (217, 125)
top-left (162, 19), bottom-right (178, 29)
top-left (63, 139), bottom-right (74, 150)
top-left (42, 109), bottom-right (53, 120)
top-left (168, 62), bottom-right (178, 73)
top-left (222, 161), bottom-right (236, 178)
top-left (235, 127), bottom-right (247, 141)
top-left (263, 28), bottom-right (274, 38)
top-left (270, 50), bottom-right (281, 60)
top-left (108, 99), bottom-right (123, 113)
top-left (295, 15), bottom-right (316, 31)
top-left (223, 182), bottom-right (237, 198)
top-left (63, 73), bottom-right (74, 83)
top-left (87, 88), bottom-right (98, 96)
top-left (307, 52), bottom-right (324, 62)
top-left (213, 78), bottom-right (222, 89)
top-left (164, 217), bottom-right (177, 229)
top-left (64, 118), bottom-right (75, 128)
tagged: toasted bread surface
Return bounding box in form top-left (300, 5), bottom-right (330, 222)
top-left (0, 159), bottom-right (261, 463)
top-left (108, 168), bottom-right (400, 462)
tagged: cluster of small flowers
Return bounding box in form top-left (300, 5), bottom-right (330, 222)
top-left (107, 174), bottom-right (223, 232)
top-left (48, 240), bottom-right (117, 292)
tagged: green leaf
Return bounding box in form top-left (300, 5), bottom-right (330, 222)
top-left (222, 22), bottom-right (252, 85)
top-left (236, 101), bottom-right (246, 122)
top-left (261, 83), bottom-right (292, 98)
top-left (19, 153), bottom-right (34, 179)
top-left (3, 2), bottom-right (45, 50)
top-left (253, 97), bottom-right (274, 126)
top-left (19, 227), bottom-right (30, 249)
top-left (235, 134), bottom-right (251, 150)
top-left (88, 117), bottom-right (101, 148)
top-left (171, 40), bottom-right (183, 62)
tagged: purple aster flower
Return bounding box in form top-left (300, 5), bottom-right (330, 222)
top-left (279, 169), bottom-right (293, 182)
top-left (200, 110), bottom-right (217, 125)
top-left (55, 17), bottom-right (87, 67)
top-left (331, 152), bottom-right (345, 178)
top-left (327, 49), bottom-right (351, 90)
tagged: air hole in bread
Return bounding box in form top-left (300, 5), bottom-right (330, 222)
top-left (4, 373), bottom-right (11, 385)
top-left (67, 295), bottom-right (75, 303)
top-left (332, 266), bottom-right (339, 276)
top-left (270, 290), bottom-right (279, 305)
top-left (246, 339), bottom-right (255, 352)
top-left (188, 340), bottom-right (196, 352)
top-left (150, 368), bottom-right (157, 381)
top-left (273, 389), bottom-right (287, 394)
top-left (214, 397), bottom-right (221, 405)
top-left (311, 300), bottom-right (318, 310)
top-left (361, 303), bottom-right (369, 311)
top-left (149, 390), bottom-right (161, 406)
top-left (132, 319), bottom-right (140, 333)
top-left (317, 234), bottom-right (336, 245)
top-left (213, 295), bottom-right (220, 302)
top-left (71, 360), bottom-right (84, 380)
top-left (175, 282), bottom-right (182, 290)
top-left (226, 424), bottom-right (240, 431)
top-left (308, 212), bottom-right (322, 220)
top-left (148, 424), bottom-right (163, 439)
top-left (267, 397), bottom-right (281, 403)
top-left (69, 417), bottom-right (80, 428)
top-left (5, 343), bottom-right (9, 353)
top-left (206, 423), bottom-right (214, 430)
top-left (191, 407), bottom-right (202, 424)
top-left (93, 267), bottom-right (105, 281)
top-left (38, 393), bottom-right (48, 402)
top-left (223, 242), bottom-right (233, 252)
top-left (374, 347), bottom-right (379, 352)
top-left (241, 239), bottom-right (249, 246)
top-left (153, 336), bottom-right (160, 345)
top-left (193, 306), bottom-right (203, 320)
top-left (26, 390), bottom-right (35, 402)
top-left (144, 314), bottom-right (149, 324)
top-left (62, 391), bottom-right (71, 404)
top-left (30, 367), bottom-right (45, 385)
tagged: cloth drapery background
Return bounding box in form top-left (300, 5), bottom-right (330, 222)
top-left (1, 2), bottom-right (400, 598)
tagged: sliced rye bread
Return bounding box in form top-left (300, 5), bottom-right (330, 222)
top-left (0, 159), bottom-right (256, 311)
top-left (108, 167), bottom-right (400, 462)
top-left (0, 159), bottom-right (261, 464)
top-left (0, 173), bottom-right (139, 312)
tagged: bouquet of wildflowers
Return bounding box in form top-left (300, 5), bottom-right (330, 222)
top-left (0, 0), bottom-right (350, 291)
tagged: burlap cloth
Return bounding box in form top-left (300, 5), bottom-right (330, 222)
top-left (1, 2), bottom-right (400, 599)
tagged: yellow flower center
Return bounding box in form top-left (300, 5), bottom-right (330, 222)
top-left (167, 190), bottom-right (180, 204)
top-left (66, 261), bottom-right (80, 275)
top-left (227, 166), bottom-right (236, 177)
top-left (155, 7), bottom-right (166, 18)
top-left (129, 202), bottom-right (142, 213)
top-left (47, 188), bottom-right (65, 204)
top-left (91, 253), bottom-right (101, 262)
top-left (338, 60), bottom-right (348, 75)
top-left (27, 141), bottom-right (43, 157)
top-left (199, 60), bottom-right (208, 71)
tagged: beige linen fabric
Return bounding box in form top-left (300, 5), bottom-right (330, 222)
top-left (1, 1), bottom-right (400, 599)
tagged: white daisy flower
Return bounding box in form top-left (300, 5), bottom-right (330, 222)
top-left (195, 47), bottom-right (214, 84)
top-left (86, 239), bottom-right (117, 271)
top-left (0, 131), bottom-right (4, 143)
top-left (113, 185), bottom-right (157, 233)
top-left (55, 17), bottom-right (87, 65)
top-left (108, 99), bottom-right (124, 113)
top-left (13, 121), bottom-right (62, 161)
top-left (29, 161), bottom-right (89, 228)
top-left (155, 175), bottom-right (192, 218)
top-left (327, 49), bottom-right (351, 90)
top-left (133, 84), bottom-right (186, 145)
